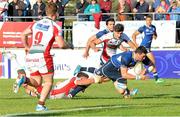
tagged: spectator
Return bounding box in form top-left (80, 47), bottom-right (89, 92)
top-left (23, 0), bottom-right (32, 21)
top-left (133, 0), bottom-right (149, 20)
top-left (8, 0), bottom-right (25, 21)
top-left (0, 0), bottom-right (9, 21)
top-left (167, 0), bottom-right (180, 43)
top-left (99, 0), bottom-right (112, 21)
top-left (118, 0), bottom-right (133, 21)
top-left (53, 0), bottom-right (65, 37)
top-left (62, 0), bottom-right (70, 6)
top-left (76, 0), bottom-right (89, 21)
top-left (47, 0), bottom-right (53, 3)
top-left (84, 0), bottom-right (101, 21)
top-left (152, 0), bottom-right (170, 11)
top-left (155, 0), bottom-right (169, 20)
top-left (32, 0), bottom-right (46, 21)
top-left (168, 0), bottom-right (180, 20)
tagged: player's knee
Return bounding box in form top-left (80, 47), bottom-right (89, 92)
top-left (115, 82), bottom-right (127, 90)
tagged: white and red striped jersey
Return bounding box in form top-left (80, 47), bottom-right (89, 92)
top-left (29, 18), bottom-right (62, 56)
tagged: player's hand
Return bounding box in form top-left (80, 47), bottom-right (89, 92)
top-left (140, 68), bottom-right (147, 75)
top-left (93, 47), bottom-right (101, 52)
top-left (140, 75), bottom-right (149, 80)
top-left (25, 47), bottom-right (30, 54)
top-left (83, 51), bottom-right (89, 59)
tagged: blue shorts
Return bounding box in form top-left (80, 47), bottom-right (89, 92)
top-left (95, 60), bottom-right (127, 83)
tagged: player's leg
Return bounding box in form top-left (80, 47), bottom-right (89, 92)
top-left (36, 73), bottom-right (53, 111)
top-left (114, 79), bottom-right (138, 98)
top-left (73, 65), bottom-right (97, 76)
top-left (146, 52), bottom-right (164, 83)
top-left (68, 85), bottom-right (89, 98)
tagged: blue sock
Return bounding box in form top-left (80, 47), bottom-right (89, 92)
top-left (153, 72), bottom-right (159, 81)
top-left (69, 85), bottom-right (89, 97)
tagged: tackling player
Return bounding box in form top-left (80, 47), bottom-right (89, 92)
top-left (83, 18), bottom-right (115, 55)
top-left (132, 15), bottom-right (164, 83)
top-left (84, 23), bottom-right (136, 65)
top-left (14, 70), bottom-right (90, 99)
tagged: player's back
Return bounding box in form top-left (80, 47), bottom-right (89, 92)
top-left (140, 25), bottom-right (156, 48)
top-left (111, 51), bottom-right (136, 68)
top-left (30, 18), bottom-right (61, 55)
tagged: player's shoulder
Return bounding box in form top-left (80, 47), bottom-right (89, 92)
top-left (150, 24), bottom-right (156, 29)
top-left (52, 21), bottom-right (62, 30)
top-left (97, 28), bottom-right (110, 34)
top-left (121, 51), bottom-right (133, 63)
top-left (120, 33), bottom-right (129, 39)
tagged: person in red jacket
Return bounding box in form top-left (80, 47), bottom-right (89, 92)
top-left (99, 0), bottom-right (112, 21)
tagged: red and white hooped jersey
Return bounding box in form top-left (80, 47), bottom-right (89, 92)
top-left (29, 18), bottom-right (62, 56)
top-left (50, 77), bottom-right (77, 96)
top-left (36, 76), bottom-right (77, 96)
top-left (99, 32), bottom-right (131, 64)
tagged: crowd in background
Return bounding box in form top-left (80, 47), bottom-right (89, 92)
top-left (0, 0), bottom-right (180, 21)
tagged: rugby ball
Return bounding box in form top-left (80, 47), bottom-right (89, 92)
top-left (133, 62), bottom-right (144, 75)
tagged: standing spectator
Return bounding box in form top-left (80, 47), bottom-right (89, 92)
top-left (23, 0), bottom-right (32, 21)
top-left (152, 0), bottom-right (170, 11)
top-left (167, 0), bottom-right (180, 43)
top-left (32, 0), bottom-right (46, 21)
top-left (62, 0), bottom-right (70, 6)
top-left (168, 0), bottom-right (180, 20)
top-left (0, 0), bottom-right (9, 21)
top-left (133, 0), bottom-right (149, 20)
top-left (76, 0), bottom-right (89, 21)
top-left (84, 0), bottom-right (101, 21)
top-left (99, 0), bottom-right (112, 21)
top-left (155, 0), bottom-right (169, 20)
top-left (53, 0), bottom-right (65, 37)
top-left (118, 0), bottom-right (133, 21)
top-left (8, 0), bottom-right (25, 21)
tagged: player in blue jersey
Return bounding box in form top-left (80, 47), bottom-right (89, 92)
top-left (132, 15), bottom-right (164, 83)
top-left (75, 46), bottom-right (149, 98)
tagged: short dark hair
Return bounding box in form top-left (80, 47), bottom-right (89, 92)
top-left (114, 23), bottom-right (124, 32)
top-left (106, 18), bottom-right (115, 25)
top-left (135, 46), bottom-right (147, 54)
top-left (146, 15), bottom-right (152, 19)
top-left (77, 72), bottom-right (89, 78)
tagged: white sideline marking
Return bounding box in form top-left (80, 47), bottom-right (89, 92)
top-left (6, 105), bottom-right (128, 116)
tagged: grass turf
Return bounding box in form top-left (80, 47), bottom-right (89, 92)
top-left (0, 79), bottom-right (180, 116)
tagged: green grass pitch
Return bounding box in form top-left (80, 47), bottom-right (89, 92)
top-left (0, 79), bottom-right (180, 116)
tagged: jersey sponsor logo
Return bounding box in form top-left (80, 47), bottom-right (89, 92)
top-left (35, 23), bottom-right (50, 31)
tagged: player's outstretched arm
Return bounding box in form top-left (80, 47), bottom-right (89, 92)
top-left (127, 40), bottom-right (137, 50)
top-left (121, 67), bottom-right (149, 80)
top-left (83, 35), bottom-right (102, 58)
top-left (119, 44), bottom-right (129, 52)
top-left (132, 30), bottom-right (141, 48)
top-left (21, 26), bottom-right (32, 51)
top-left (55, 36), bottom-right (73, 49)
